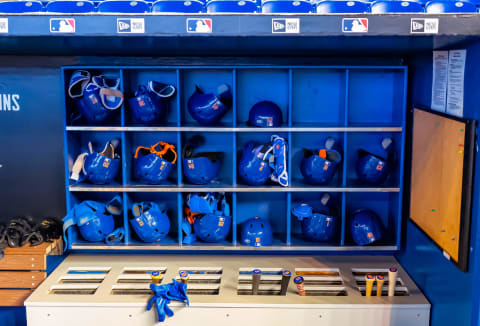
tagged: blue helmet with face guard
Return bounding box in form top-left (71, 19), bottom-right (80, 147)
top-left (70, 140), bottom-right (121, 185)
top-left (128, 81), bottom-right (176, 123)
top-left (130, 201), bottom-right (171, 243)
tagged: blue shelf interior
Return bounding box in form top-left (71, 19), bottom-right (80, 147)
top-left (63, 65), bottom-right (406, 251)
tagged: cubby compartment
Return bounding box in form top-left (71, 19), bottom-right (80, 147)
top-left (180, 69), bottom-right (234, 127)
top-left (181, 192), bottom-right (233, 247)
top-left (236, 132), bottom-right (288, 187)
top-left (291, 69), bottom-right (346, 127)
top-left (66, 131), bottom-right (123, 187)
top-left (124, 131), bottom-right (179, 187)
top-left (344, 192), bottom-right (399, 247)
top-left (181, 132), bottom-right (234, 187)
top-left (347, 68), bottom-right (406, 127)
top-left (290, 192), bottom-right (342, 247)
top-left (236, 192), bottom-right (288, 246)
top-left (124, 192), bottom-right (179, 245)
top-left (290, 132), bottom-right (345, 188)
top-left (64, 68), bottom-right (123, 126)
top-left (123, 69), bottom-right (178, 127)
top-left (66, 192), bottom-right (125, 248)
top-left (345, 132), bottom-right (403, 188)
top-left (236, 69), bottom-right (289, 127)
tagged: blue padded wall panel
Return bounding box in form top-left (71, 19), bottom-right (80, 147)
top-left (236, 69), bottom-right (289, 127)
top-left (123, 69), bottom-right (179, 126)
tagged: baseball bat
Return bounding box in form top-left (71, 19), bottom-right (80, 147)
top-left (151, 271), bottom-right (162, 285)
top-left (294, 276), bottom-right (306, 296)
top-left (280, 270), bottom-right (291, 296)
top-left (252, 269), bottom-right (261, 295)
top-left (365, 274), bottom-right (374, 297)
top-left (388, 267), bottom-right (398, 297)
top-left (376, 275), bottom-right (385, 297)
top-left (179, 270), bottom-right (189, 284)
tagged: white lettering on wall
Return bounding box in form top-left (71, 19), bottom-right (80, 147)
top-left (0, 94), bottom-right (20, 111)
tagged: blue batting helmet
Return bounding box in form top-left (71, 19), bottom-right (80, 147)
top-left (301, 148), bottom-right (342, 185)
top-left (82, 141), bottom-right (121, 185)
top-left (130, 202), bottom-right (171, 243)
top-left (134, 141), bottom-right (177, 184)
top-left (182, 143), bottom-right (223, 185)
top-left (128, 81), bottom-right (176, 123)
top-left (193, 214), bottom-right (232, 243)
top-left (187, 84), bottom-right (232, 125)
top-left (292, 194), bottom-right (337, 242)
top-left (69, 73), bottom-right (124, 124)
top-left (241, 216), bottom-right (273, 247)
top-left (356, 137), bottom-right (394, 185)
top-left (350, 209), bottom-right (383, 246)
top-left (247, 101), bottom-right (283, 127)
top-left (238, 142), bottom-right (273, 186)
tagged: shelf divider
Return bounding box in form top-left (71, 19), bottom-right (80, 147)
top-left (341, 68), bottom-right (350, 246)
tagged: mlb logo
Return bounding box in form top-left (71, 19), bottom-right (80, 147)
top-left (342, 18), bottom-right (368, 33)
top-left (187, 18), bottom-right (212, 33)
top-left (50, 18), bottom-right (75, 33)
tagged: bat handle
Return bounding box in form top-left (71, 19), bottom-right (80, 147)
top-left (376, 275), bottom-right (385, 297)
top-left (294, 276), bottom-right (306, 296)
top-left (280, 270), bottom-right (291, 296)
top-left (365, 274), bottom-right (375, 297)
top-left (252, 269), bottom-right (261, 295)
top-left (179, 270), bottom-right (189, 284)
top-left (151, 271), bottom-right (162, 285)
top-left (388, 267), bottom-right (398, 297)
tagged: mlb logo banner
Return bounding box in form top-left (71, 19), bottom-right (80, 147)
top-left (50, 18), bottom-right (75, 33)
top-left (342, 18), bottom-right (368, 33)
top-left (117, 18), bottom-right (145, 34)
top-left (187, 18), bottom-right (212, 33)
top-left (0, 18), bottom-right (8, 33)
top-left (272, 18), bottom-right (300, 34)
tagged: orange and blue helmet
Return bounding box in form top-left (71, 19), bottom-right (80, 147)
top-left (134, 141), bottom-right (177, 184)
top-left (182, 142), bottom-right (223, 185)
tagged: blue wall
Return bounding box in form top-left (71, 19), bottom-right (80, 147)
top-left (397, 44), bottom-right (480, 326)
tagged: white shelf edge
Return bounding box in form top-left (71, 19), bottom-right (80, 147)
top-left (68, 186), bottom-right (401, 193)
top-left (66, 126), bottom-right (403, 132)
top-left (71, 244), bottom-right (398, 251)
